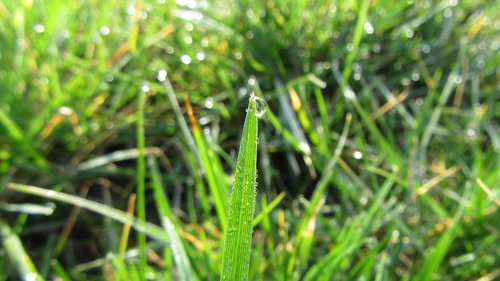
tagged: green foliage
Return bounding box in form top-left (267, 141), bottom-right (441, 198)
top-left (1, 0), bottom-right (499, 280)
top-left (220, 94), bottom-right (263, 281)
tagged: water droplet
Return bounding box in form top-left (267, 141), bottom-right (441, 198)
top-left (204, 97), bottom-right (213, 109)
top-left (466, 128), bottom-right (476, 137)
top-left (353, 151), bottom-right (363, 159)
top-left (443, 8), bottom-right (452, 18)
top-left (105, 73), bottom-right (114, 82)
top-left (33, 24), bottom-right (45, 33)
top-left (246, 9), bottom-right (255, 17)
top-left (141, 82), bottom-right (150, 93)
top-left (411, 71), bottom-right (420, 81)
top-left (360, 196), bottom-right (368, 205)
top-left (354, 73), bottom-right (361, 81)
top-left (181, 55), bottom-right (192, 64)
top-left (373, 43), bottom-right (381, 53)
top-left (196, 52), bottom-right (205, 61)
top-left (201, 37), bottom-right (209, 47)
top-left (248, 77), bottom-right (256, 86)
top-left (126, 6), bottom-right (136, 15)
top-left (422, 44), bottom-right (431, 53)
top-left (99, 26), bottom-right (110, 36)
top-left (184, 36), bottom-right (193, 45)
top-left (256, 137), bottom-right (260, 144)
top-left (364, 21), bottom-right (374, 34)
top-left (453, 75), bottom-right (463, 84)
top-left (344, 89), bottom-right (356, 101)
top-left (166, 46), bottom-right (175, 54)
top-left (250, 94), bottom-right (267, 118)
top-left (415, 98), bottom-right (424, 106)
top-left (329, 5), bottom-right (337, 16)
top-left (404, 29), bottom-right (414, 38)
top-left (299, 142), bottom-right (311, 155)
top-left (25, 273), bottom-right (38, 281)
top-left (199, 117), bottom-right (208, 125)
top-left (401, 77), bottom-right (411, 86)
top-left (246, 31), bottom-right (254, 39)
top-left (185, 23), bottom-right (194, 31)
top-left (157, 69), bottom-right (167, 81)
top-left (58, 106), bottom-right (73, 116)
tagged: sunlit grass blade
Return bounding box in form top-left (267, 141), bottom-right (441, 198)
top-left (160, 216), bottom-right (194, 281)
top-left (7, 183), bottom-right (169, 243)
top-left (220, 93), bottom-right (264, 281)
top-left (0, 219), bottom-right (45, 281)
top-left (185, 95), bottom-right (229, 229)
top-left (150, 156), bottom-right (194, 281)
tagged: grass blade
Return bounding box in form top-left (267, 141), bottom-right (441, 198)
top-left (0, 219), bottom-right (45, 281)
top-left (220, 93), bottom-right (265, 281)
top-left (7, 183), bottom-right (170, 243)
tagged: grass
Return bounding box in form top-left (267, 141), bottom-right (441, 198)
top-left (1, 0), bottom-right (500, 280)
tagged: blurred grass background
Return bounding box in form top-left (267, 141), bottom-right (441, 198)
top-left (0, 0), bottom-right (499, 280)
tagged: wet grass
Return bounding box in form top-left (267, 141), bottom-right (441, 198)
top-left (1, 0), bottom-right (499, 280)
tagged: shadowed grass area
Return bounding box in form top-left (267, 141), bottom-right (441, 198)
top-left (1, 0), bottom-right (499, 280)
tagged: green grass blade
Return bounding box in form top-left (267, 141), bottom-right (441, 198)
top-left (149, 156), bottom-right (194, 281)
top-left (136, 87), bottom-right (147, 276)
top-left (342, 0), bottom-right (370, 82)
top-left (7, 183), bottom-right (170, 243)
top-left (161, 216), bottom-right (195, 281)
top-left (220, 93), bottom-right (264, 281)
top-left (0, 107), bottom-right (24, 140)
top-left (0, 219), bottom-right (45, 281)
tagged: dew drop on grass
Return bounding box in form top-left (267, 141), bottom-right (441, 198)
top-left (24, 273), bottom-right (38, 281)
top-left (252, 96), bottom-right (267, 118)
top-left (157, 69), bottom-right (167, 81)
top-left (33, 24), bottom-right (45, 33)
top-left (181, 55), bottom-right (192, 64)
top-left (353, 150), bottom-right (363, 159)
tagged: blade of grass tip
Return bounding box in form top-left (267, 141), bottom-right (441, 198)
top-left (7, 183), bottom-right (170, 244)
top-left (159, 73), bottom-right (202, 168)
top-left (220, 93), bottom-right (265, 281)
top-left (137, 86), bottom-right (147, 273)
top-left (185, 94), bottom-right (229, 229)
top-left (119, 193), bottom-right (136, 260)
top-left (252, 192), bottom-right (286, 228)
top-left (0, 219), bottom-right (45, 281)
top-left (51, 260), bottom-right (71, 281)
top-left (0, 107), bottom-right (24, 141)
